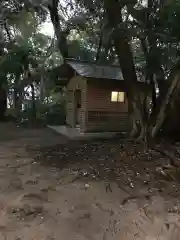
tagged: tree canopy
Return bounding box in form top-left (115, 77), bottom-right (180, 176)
top-left (0, 0), bottom-right (180, 138)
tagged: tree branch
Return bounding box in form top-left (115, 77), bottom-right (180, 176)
top-left (48, 0), bottom-right (69, 59)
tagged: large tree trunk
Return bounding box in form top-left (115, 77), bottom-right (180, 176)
top-left (0, 25), bottom-right (4, 56)
top-left (129, 0), bottom-right (166, 116)
top-left (30, 83), bottom-right (36, 122)
top-left (96, 26), bottom-right (103, 62)
top-left (40, 76), bottom-right (45, 103)
top-left (0, 85), bottom-right (7, 121)
top-left (15, 92), bottom-right (23, 120)
top-left (151, 73), bottom-right (180, 138)
top-left (13, 87), bottom-right (18, 109)
top-left (103, 0), bottom-right (142, 136)
top-left (13, 76), bottom-right (22, 119)
top-left (0, 25), bottom-right (6, 120)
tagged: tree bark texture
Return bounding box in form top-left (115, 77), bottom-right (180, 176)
top-left (30, 83), bottom-right (36, 122)
top-left (103, 0), bottom-right (143, 136)
top-left (0, 85), bottom-right (7, 121)
top-left (48, 0), bottom-right (69, 59)
top-left (151, 73), bottom-right (180, 138)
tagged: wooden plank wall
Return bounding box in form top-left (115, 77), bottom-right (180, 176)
top-left (85, 79), bottom-right (130, 132)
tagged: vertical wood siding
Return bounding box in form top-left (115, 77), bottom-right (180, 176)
top-left (66, 76), bottom-right (87, 131)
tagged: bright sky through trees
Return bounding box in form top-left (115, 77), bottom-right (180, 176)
top-left (40, 21), bottom-right (54, 36)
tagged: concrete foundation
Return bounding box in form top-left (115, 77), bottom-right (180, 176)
top-left (48, 125), bottom-right (124, 140)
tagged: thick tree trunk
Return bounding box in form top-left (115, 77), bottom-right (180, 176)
top-left (147, 0), bottom-right (165, 84)
top-left (30, 83), bottom-right (36, 122)
top-left (13, 87), bottom-right (18, 109)
top-left (103, 0), bottom-right (143, 136)
top-left (151, 73), bottom-right (180, 138)
top-left (40, 76), bottom-right (45, 103)
top-left (13, 84), bottom-right (22, 119)
top-left (0, 85), bottom-right (7, 121)
top-left (96, 28), bottom-right (103, 62)
top-left (0, 25), bottom-right (4, 56)
top-left (16, 92), bottom-right (23, 120)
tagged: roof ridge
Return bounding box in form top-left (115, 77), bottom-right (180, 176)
top-left (65, 58), bottom-right (120, 68)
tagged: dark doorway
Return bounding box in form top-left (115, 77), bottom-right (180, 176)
top-left (74, 90), bottom-right (81, 125)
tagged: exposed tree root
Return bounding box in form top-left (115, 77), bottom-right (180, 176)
top-left (121, 194), bottom-right (152, 205)
top-left (153, 147), bottom-right (180, 168)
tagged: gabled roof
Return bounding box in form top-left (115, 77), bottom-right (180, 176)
top-left (67, 59), bottom-right (123, 80)
top-left (51, 59), bottom-right (145, 85)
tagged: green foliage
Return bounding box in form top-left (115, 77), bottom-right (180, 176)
top-left (2, 0), bottom-right (180, 132)
top-left (68, 39), bottom-right (96, 61)
top-left (44, 102), bottom-right (66, 125)
top-left (127, 0), bottom-right (180, 76)
top-left (21, 101), bottom-right (66, 125)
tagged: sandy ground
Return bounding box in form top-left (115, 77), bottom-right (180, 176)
top-left (0, 123), bottom-right (180, 239)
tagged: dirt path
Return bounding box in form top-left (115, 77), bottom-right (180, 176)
top-left (0, 123), bottom-right (180, 239)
